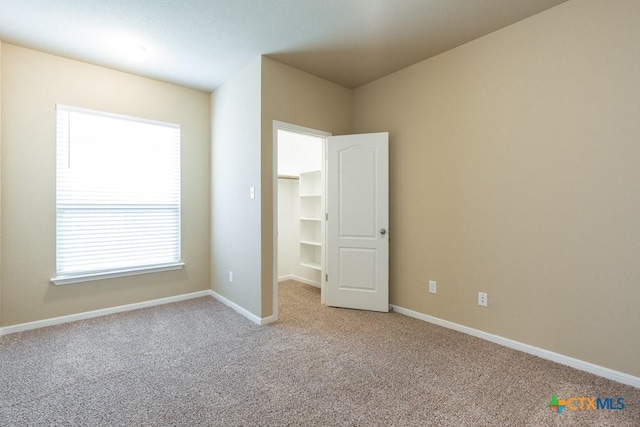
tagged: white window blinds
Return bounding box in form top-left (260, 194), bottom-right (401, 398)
top-left (53, 105), bottom-right (182, 284)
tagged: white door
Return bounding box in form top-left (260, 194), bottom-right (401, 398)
top-left (326, 132), bottom-right (389, 312)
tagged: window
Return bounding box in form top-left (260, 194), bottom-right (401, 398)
top-left (51, 105), bottom-right (182, 285)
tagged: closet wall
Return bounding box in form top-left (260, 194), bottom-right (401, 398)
top-left (277, 130), bottom-right (322, 286)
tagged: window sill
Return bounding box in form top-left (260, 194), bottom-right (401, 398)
top-left (50, 262), bottom-right (185, 285)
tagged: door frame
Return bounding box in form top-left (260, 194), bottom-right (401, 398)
top-left (272, 121), bottom-right (331, 322)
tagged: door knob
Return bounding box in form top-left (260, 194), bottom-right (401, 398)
top-left (380, 228), bottom-right (387, 235)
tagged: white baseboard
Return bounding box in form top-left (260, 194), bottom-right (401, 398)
top-left (278, 274), bottom-right (320, 288)
top-left (390, 304), bottom-right (640, 389)
top-left (259, 314), bottom-right (278, 326)
top-left (0, 288), bottom-right (277, 336)
top-left (209, 290), bottom-right (276, 325)
top-left (0, 290), bottom-right (212, 336)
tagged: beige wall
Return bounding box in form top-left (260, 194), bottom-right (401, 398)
top-left (352, 0), bottom-right (640, 377)
top-left (211, 59), bottom-right (263, 316)
top-left (260, 57), bottom-right (353, 317)
top-left (0, 44), bottom-right (211, 326)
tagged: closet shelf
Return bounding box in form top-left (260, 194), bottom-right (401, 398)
top-left (300, 261), bottom-right (321, 271)
top-left (299, 169), bottom-right (323, 275)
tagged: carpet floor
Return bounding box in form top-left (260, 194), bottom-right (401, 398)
top-left (1, 280), bottom-right (638, 426)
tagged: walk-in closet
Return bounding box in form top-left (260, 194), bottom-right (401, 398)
top-left (276, 128), bottom-right (325, 289)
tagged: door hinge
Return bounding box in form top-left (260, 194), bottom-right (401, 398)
top-left (325, 274), bottom-right (328, 282)
top-left (325, 213), bottom-right (328, 221)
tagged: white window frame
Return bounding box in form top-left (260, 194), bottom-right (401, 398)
top-left (51, 105), bottom-right (184, 285)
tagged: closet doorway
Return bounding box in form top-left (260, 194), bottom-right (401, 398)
top-left (274, 122), bottom-right (329, 311)
top-left (273, 122), bottom-right (389, 320)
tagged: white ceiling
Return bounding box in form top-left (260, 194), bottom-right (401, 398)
top-left (0, 0), bottom-right (568, 92)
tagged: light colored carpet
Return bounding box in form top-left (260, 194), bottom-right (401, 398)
top-left (1, 280), bottom-right (638, 426)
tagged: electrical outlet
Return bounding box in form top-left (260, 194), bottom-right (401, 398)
top-left (478, 292), bottom-right (488, 307)
top-left (429, 280), bottom-right (437, 294)
top-left (229, 271), bottom-right (233, 283)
